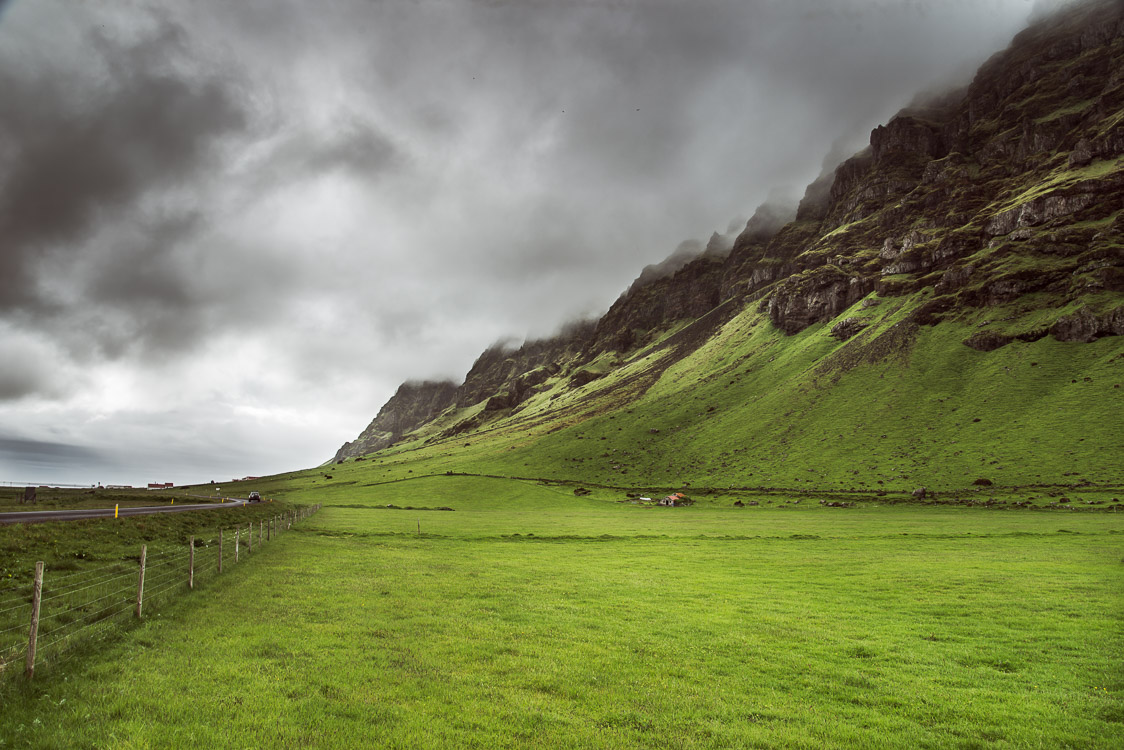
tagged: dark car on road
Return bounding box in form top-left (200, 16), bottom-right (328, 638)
top-left (248, 491), bottom-right (262, 502)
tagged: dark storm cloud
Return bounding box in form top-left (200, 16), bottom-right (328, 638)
top-left (68, 213), bottom-right (224, 359)
top-left (0, 12), bottom-right (248, 312)
top-left (0, 0), bottom-right (1059, 483)
top-left (83, 213), bottom-right (202, 310)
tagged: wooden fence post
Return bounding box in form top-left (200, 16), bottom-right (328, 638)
top-left (218, 529), bottom-right (223, 574)
top-left (24, 561), bottom-right (44, 679)
top-left (188, 536), bottom-right (194, 590)
top-left (136, 545), bottom-right (147, 618)
top-left (248, 523), bottom-right (252, 553)
top-left (259, 520), bottom-right (263, 545)
top-left (235, 528), bottom-right (240, 562)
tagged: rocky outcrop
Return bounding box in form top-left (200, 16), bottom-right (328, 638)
top-left (870, 116), bottom-right (947, 165)
top-left (984, 193), bottom-right (1100, 236)
top-left (334, 380), bottom-right (457, 461)
top-left (794, 171), bottom-right (834, 222)
top-left (456, 323), bottom-right (594, 409)
top-left (935, 264), bottom-right (975, 295)
top-left (587, 255), bottom-right (726, 354)
top-left (830, 317), bottom-right (870, 340)
top-left (768, 266), bottom-right (873, 335)
top-left (627, 239), bottom-right (705, 294)
top-left (1050, 306), bottom-right (1124, 342)
top-left (754, 0), bottom-right (1124, 336)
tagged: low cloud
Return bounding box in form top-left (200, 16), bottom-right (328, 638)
top-left (0, 0), bottom-right (1057, 483)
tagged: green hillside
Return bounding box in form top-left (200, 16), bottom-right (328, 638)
top-left (279, 299), bottom-right (1123, 506)
top-left (322, 0), bottom-right (1124, 500)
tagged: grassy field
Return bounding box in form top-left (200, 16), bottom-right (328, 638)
top-left (1, 476), bottom-right (1121, 748)
top-left (1, 314), bottom-right (1120, 746)
top-left (0, 494), bottom-right (301, 694)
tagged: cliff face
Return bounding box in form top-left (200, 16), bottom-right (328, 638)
top-left (333, 380), bottom-right (457, 461)
top-left (335, 0), bottom-right (1124, 460)
top-left (454, 322), bottom-right (595, 412)
top-left (757, 0), bottom-right (1124, 337)
top-left (585, 255), bottom-right (727, 355)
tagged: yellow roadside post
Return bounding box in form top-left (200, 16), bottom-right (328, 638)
top-left (115, 504), bottom-right (119, 519)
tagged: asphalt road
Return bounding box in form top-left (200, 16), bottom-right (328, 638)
top-left (0, 497), bottom-right (249, 525)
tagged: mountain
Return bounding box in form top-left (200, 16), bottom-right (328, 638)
top-left (333, 0), bottom-right (1124, 490)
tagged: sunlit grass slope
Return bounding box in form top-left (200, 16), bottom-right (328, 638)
top-left (265, 295), bottom-right (1123, 497)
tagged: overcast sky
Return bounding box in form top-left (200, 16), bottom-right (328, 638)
top-left (0, 0), bottom-right (1066, 487)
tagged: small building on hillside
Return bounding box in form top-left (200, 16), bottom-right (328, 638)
top-left (660, 492), bottom-right (686, 507)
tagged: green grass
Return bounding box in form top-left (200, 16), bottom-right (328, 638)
top-left (0, 478), bottom-right (1120, 747)
top-left (1033, 97), bottom-right (1095, 124)
top-left (993, 156), bottom-right (1124, 213)
top-left (307, 302), bottom-right (1122, 499)
top-left (0, 495), bottom-right (290, 583)
top-left (0, 497), bottom-right (307, 685)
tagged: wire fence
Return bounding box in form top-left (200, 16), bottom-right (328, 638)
top-left (0, 503), bottom-right (321, 682)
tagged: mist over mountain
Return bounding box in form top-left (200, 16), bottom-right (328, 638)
top-left (335, 0), bottom-right (1124, 479)
top-left (0, 0), bottom-right (1099, 485)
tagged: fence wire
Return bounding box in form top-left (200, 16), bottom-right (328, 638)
top-left (0, 504), bottom-right (320, 682)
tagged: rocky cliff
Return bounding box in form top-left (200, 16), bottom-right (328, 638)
top-left (333, 380), bottom-right (457, 461)
top-left (454, 321), bottom-right (596, 411)
top-left (336, 0), bottom-right (1124, 460)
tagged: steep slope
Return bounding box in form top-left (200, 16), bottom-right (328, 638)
top-left (333, 380), bottom-right (457, 460)
top-left (332, 0), bottom-right (1124, 491)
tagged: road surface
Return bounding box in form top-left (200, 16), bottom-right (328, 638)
top-left (0, 497), bottom-right (249, 525)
